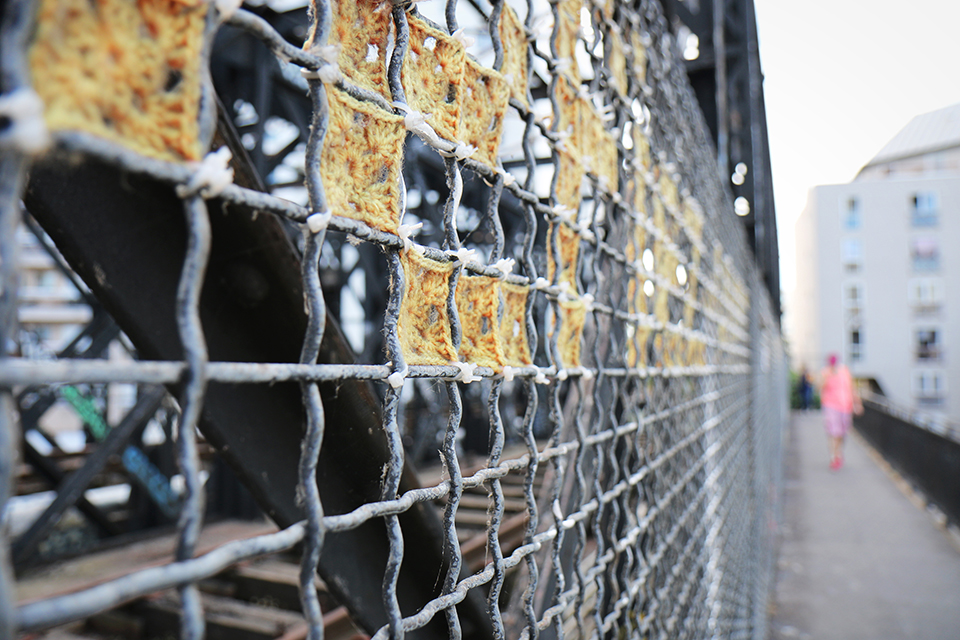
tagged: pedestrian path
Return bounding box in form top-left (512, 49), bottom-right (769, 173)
top-left (770, 411), bottom-right (960, 640)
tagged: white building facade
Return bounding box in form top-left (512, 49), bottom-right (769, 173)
top-left (792, 104), bottom-right (960, 420)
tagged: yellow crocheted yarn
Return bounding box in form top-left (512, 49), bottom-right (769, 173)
top-left (654, 331), bottom-right (683, 367)
top-left (630, 31), bottom-right (648, 85)
top-left (322, 87), bottom-right (405, 234)
top-left (556, 297), bottom-right (587, 368)
top-left (556, 150), bottom-right (585, 211)
top-left (29, 0), bottom-right (207, 162)
top-left (500, 282), bottom-right (533, 366)
top-left (403, 15), bottom-right (465, 143)
top-left (683, 200), bottom-right (704, 326)
top-left (459, 57), bottom-right (509, 168)
top-left (499, 4), bottom-right (529, 107)
top-left (580, 100), bottom-right (618, 193)
top-left (456, 274), bottom-right (506, 370)
top-left (659, 171), bottom-right (679, 212)
top-left (554, 0), bottom-right (582, 83)
top-left (555, 75), bottom-right (581, 157)
top-left (397, 250), bottom-right (457, 366)
top-left (624, 215), bottom-right (648, 265)
top-left (627, 275), bottom-right (648, 316)
top-left (547, 222), bottom-right (580, 293)
top-left (327, 0), bottom-right (391, 100)
top-left (606, 30), bottom-right (629, 97)
top-left (626, 324), bottom-right (651, 368)
top-left (634, 126), bottom-right (652, 173)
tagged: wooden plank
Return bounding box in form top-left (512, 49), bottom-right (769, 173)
top-left (16, 520), bottom-right (279, 604)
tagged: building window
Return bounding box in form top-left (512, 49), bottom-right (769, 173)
top-left (911, 192), bottom-right (939, 227)
top-left (844, 283), bottom-right (864, 309)
top-left (908, 278), bottom-right (944, 311)
top-left (843, 197), bottom-right (861, 229)
top-left (916, 329), bottom-right (941, 361)
top-left (841, 239), bottom-right (862, 272)
top-left (849, 328), bottom-right (862, 362)
top-left (913, 371), bottom-right (945, 405)
top-left (911, 237), bottom-right (939, 272)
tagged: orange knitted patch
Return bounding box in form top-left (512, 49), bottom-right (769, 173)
top-left (456, 274), bottom-right (506, 370)
top-left (580, 101), bottom-right (618, 193)
top-left (459, 57), bottom-right (509, 168)
top-left (556, 297), bottom-right (587, 368)
top-left (555, 150), bottom-right (584, 212)
top-left (547, 222), bottom-right (580, 293)
top-left (499, 4), bottom-right (529, 107)
top-left (322, 87), bottom-right (405, 233)
top-left (327, 0), bottom-right (391, 100)
top-left (398, 250), bottom-right (457, 366)
top-left (554, 0), bottom-right (582, 83)
top-left (403, 15), bottom-right (465, 143)
top-left (500, 282), bottom-right (533, 366)
top-left (29, 0), bottom-right (207, 162)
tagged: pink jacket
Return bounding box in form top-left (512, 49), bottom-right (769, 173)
top-left (820, 365), bottom-right (854, 413)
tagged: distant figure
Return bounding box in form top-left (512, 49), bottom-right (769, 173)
top-left (797, 365), bottom-right (813, 410)
top-left (819, 354), bottom-right (862, 470)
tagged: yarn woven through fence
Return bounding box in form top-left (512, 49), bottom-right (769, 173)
top-left (0, 0), bottom-right (786, 639)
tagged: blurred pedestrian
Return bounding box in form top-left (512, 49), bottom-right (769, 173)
top-left (797, 365), bottom-right (813, 410)
top-left (819, 353), bottom-right (862, 470)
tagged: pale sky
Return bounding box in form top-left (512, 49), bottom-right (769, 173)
top-left (753, 0), bottom-right (960, 319)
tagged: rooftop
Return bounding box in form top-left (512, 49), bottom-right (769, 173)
top-left (860, 103), bottom-right (960, 172)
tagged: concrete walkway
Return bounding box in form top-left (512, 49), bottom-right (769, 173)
top-left (770, 411), bottom-right (960, 640)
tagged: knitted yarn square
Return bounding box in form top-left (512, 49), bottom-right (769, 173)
top-left (606, 29), bottom-right (629, 97)
top-left (634, 125), bottom-right (652, 173)
top-left (554, 75), bottom-right (581, 156)
top-left (328, 0), bottom-right (391, 100)
top-left (397, 250), bottom-right (457, 366)
top-left (322, 87), bottom-right (405, 234)
top-left (29, 0), bottom-right (208, 162)
top-left (580, 100), bottom-right (619, 193)
top-left (498, 4), bottom-right (529, 108)
top-left (627, 324), bottom-right (651, 368)
top-left (456, 273), bottom-right (505, 370)
top-left (459, 57), bottom-right (509, 168)
top-left (553, 0), bottom-right (582, 84)
top-left (500, 282), bottom-right (532, 366)
top-left (627, 274), bottom-right (648, 318)
top-left (403, 15), bottom-right (465, 143)
top-left (555, 150), bottom-right (584, 212)
top-left (630, 30), bottom-right (648, 86)
top-left (547, 221), bottom-right (581, 294)
top-left (555, 297), bottom-right (587, 368)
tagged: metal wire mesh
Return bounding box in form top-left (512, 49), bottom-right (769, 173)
top-left (0, 0), bottom-right (786, 639)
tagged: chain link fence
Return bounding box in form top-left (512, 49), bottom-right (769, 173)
top-left (0, 0), bottom-right (786, 638)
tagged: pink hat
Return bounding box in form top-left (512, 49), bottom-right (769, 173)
top-left (828, 353), bottom-right (838, 366)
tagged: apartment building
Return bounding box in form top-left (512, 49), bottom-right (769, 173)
top-left (792, 103), bottom-right (960, 419)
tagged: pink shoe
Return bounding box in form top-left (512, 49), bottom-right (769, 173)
top-left (830, 457), bottom-right (841, 471)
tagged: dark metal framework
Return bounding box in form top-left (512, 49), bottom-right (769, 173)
top-left (0, 1), bottom-right (787, 640)
top-left (661, 0), bottom-right (779, 320)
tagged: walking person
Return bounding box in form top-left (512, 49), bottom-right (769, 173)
top-left (797, 365), bottom-right (813, 410)
top-left (819, 354), bottom-right (862, 470)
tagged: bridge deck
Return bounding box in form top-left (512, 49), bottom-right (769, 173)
top-left (771, 410), bottom-right (960, 639)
